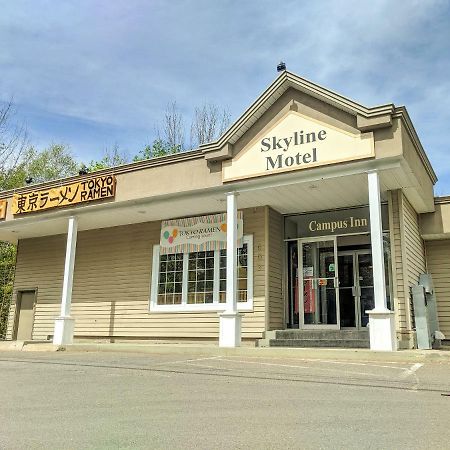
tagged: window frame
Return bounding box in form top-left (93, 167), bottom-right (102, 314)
top-left (149, 235), bottom-right (253, 313)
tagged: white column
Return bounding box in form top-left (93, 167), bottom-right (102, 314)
top-left (53, 216), bottom-right (78, 345)
top-left (219, 192), bottom-right (242, 347)
top-left (367, 171), bottom-right (396, 351)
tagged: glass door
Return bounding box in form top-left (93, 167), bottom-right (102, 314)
top-left (338, 253), bottom-right (357, 328)
top-left (299, 238), bottom-right (339, 328)
top-left (357, 252), bottom-right (374, 328)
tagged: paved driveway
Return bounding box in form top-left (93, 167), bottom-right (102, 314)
top-left (0, 350), bottom-right (449, 449)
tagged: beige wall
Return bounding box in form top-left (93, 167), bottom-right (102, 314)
top-left (421, 200), bottom-right (450, 239)
top-left (424, 240), bottom-right (450, 338)
top-left (267, 207), bottom-right (284, 330)
top-left (389, 190), bottom-right (427, 348)
top-left (7, 207), bottom-right (268, 341)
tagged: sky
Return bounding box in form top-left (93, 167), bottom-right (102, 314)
top-left (1, 0), bottom-right (449, 193)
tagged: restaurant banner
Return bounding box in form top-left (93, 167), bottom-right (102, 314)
top-left (12, 175), bottom-right (116, 215)
top-left (160, 212), bottom-right (243, 255)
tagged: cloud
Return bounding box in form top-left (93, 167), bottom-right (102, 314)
top-left (0, 0), bottom-right (449, 190)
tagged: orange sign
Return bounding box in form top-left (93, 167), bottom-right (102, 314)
top-left (318, 278), bottom-right (328, 286)
top-left (12, 175), bottom-right (116, 215)
top-left (0, 200), bottom-right (7, 220)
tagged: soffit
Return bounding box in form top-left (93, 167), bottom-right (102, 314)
top-left (0, 164), bottom-right (405, 243)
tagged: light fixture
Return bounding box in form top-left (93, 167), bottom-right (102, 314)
top-left (78, 165), bottom-right (89, 176)
top-left (277, 61), bottom-right (286, 72)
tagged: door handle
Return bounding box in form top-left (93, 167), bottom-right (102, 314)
top-left (351, 286), bottom-right (356, 296)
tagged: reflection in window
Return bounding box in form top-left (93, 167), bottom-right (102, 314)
top-left (157, 253), bottom-right (183, 305)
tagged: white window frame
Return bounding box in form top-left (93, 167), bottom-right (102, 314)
top-left (149, 235), bottom-right (254, 313)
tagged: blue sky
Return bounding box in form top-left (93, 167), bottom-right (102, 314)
top-left (1, 0), bottom-right (449, 193)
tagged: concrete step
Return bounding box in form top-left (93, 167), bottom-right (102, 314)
top-left (275, 329), bottom-right (369, 340)
top-left (269, 338), bottom-right (370, 349)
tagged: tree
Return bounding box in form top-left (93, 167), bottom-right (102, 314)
top-left (0, 143), bottom-right (78, 190)
top-left (87, 144), bottom-right (129, 172)
top-left (0, 100), bottom-right (30, 190)
top-left (158, 101), bottom-right (185, 151)
top-left (190, 103), bottom-right (231, 148)
top-left (133, 139), bottom-right (180, 162)
top-left (0, 242), bottom-right (15, 339)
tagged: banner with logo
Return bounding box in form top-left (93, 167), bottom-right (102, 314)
top-left (160, 212), bottom-right (243, 255)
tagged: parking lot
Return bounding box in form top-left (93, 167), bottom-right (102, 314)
top-left (1, 350), bottom-right (449, 449)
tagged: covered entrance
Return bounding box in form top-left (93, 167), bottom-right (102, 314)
top-left (286, 206), bottom-right (391, 333)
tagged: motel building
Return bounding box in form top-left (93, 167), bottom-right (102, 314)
top-left (1, 71), bottom-right (450, 351)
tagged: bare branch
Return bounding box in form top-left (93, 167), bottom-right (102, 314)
top-left (158, 101), bottom-right (185, 151)
top-left (190, 103), bottom-right (231, 148)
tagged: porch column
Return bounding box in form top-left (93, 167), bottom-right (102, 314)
top-left (219, 192), bottom-right (242, 347)
top-left (367, 171), bottom-right (397, 351)
top-left (53, 216), bottom-right (78, 345)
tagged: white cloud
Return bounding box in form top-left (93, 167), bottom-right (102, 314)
top-left (0, 0), bottom-right (449, 190)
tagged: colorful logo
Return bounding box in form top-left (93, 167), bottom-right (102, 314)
top-left (163, 228), bottom-right (178, 244)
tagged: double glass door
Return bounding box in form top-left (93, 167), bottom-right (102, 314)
top-left (338, 251), bottom-right (374, 328)
top-left (287, 239), bottom-right (377, 330)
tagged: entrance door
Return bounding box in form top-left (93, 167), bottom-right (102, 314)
top-left (15, 291), bottom-right (35, 340)
top-left (299, 238), bottom-right (339, 328)
top-left (338, 251), bottom-right (374, 329)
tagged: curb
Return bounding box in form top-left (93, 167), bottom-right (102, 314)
top-left (62, 343), bottom-right (450, 363)
top-left (2, 341), bottom-right (449, 364)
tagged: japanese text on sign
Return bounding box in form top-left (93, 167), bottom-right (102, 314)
top-left (12, 175), bottom-right (116, 215)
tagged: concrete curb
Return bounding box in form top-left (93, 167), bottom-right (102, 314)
top-left (2, 340), bottom-right (449, 363)
top-left (60, 343), bottom-right (450, 363)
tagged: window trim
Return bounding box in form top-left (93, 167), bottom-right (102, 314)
top-left (149, 235), bottom-right (253, 313)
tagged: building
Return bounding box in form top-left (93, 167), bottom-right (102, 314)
top-left (0, 71), bottom-right (449, 351)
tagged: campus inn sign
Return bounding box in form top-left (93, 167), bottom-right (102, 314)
top-left (11, 175), bottom-right (116, 215)
top-left (223, 110), bottom-right (375, 181)
top-left (290, 206), bottom-right (389, 238)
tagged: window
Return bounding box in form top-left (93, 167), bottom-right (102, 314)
top-left (150, 235), bottom-right (253, 312)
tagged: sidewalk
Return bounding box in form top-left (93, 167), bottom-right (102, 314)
top-left (1, 339), bottom-right (449, 363)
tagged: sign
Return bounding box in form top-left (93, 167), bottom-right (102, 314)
top-left (160, 212), bottom-right (244, 255)
top-left (287, 205), bottom-right (389, 238)
top-left (12, 175), bottom-right (116, 215)
top-left (222, 111), bottom-right (374, 182)
top-left (0, 200), bottom-right (7, 220)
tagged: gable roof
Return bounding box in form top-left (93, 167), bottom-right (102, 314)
top-left (200, 70), bottom-right (437, 184)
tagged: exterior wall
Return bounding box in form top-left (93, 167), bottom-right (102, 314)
top-left (7, 207), bottom-right (268, 341)
top-left (399, 119), bottom-right (435, 212)
top-left (424, 240), bottom-right (450, 338)
top-left (420, 199), bottom-right (450, 239)
top-left (389, 190), bottom-right (426, 348)
top-left (267, 207), bottom-right (284, 330)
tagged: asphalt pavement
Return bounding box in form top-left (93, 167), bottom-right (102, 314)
top-left (0, 349), bottom-right (449, 449)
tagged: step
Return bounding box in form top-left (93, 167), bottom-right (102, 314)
top-left (275, 330), bottom-right (369, 340)
top-left (269, 338), bottom-right (370, 349)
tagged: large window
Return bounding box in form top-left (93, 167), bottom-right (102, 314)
top-left (150, 235), bottom-right (253, 312)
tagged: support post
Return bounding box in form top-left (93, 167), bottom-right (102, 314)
top-left (53, 216), bottom-right (78, 345)
top-left (367, 171), bottom-right (396, 351)
top-left (219, 192), bottom-right (242, 347)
